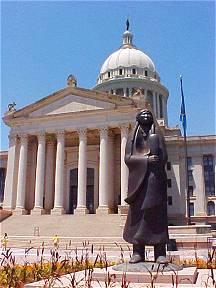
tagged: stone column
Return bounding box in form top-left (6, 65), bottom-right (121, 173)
top-left (153, 91), bottom-right (157, 117)
top-left (74, 129), bottom-right (88, 214)
top-left (3, 134), bottom-right (18, 210)
top-left (123, 88), bottom-right (127, 97)
top-left (144, 89), bottom-right (147, 102)
top-left (15, 133), bottom-right (28, 214)
top-left (44, 138), bottom-right (55, 212)
top-left (118, 124), bottom-right (129, 214)
top-left (157, 93), bottom-right (161, 118)
top-left (163, 97), bottom-right (168, 125)
top-left (108, 136), bottom-right (115, 211)
top-left (97, 126), bottom-right (110, 214)
top-left (32, 132), bottom-right (46, 215)
top-left (194, 158), bottom-right (206, 218)
top-left (51, 130), bottom-right (65, 215)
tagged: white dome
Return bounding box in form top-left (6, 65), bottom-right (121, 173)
top-left (100, 47), bottom-right (156, 74)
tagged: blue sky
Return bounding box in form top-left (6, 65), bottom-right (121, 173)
top-left (1, 1), bottom-right (215, 150)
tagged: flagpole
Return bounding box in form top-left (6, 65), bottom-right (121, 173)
top-left (180, 75), bottom-right (191, 225)
top-left (184, 126), bottom-right (191, 226)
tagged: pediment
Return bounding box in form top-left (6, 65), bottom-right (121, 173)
top-left (29, 93), bottom-right (115, 117)
top-left (4, 87), bottom-right (134, 126)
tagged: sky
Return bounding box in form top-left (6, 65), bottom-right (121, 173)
top-left (1, 1), bottom-right (215, 151)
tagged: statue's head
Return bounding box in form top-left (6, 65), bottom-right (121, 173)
top-left (136, 109), bottom-right (154, 128)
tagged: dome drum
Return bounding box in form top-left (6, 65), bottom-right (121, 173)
top-left (97, 67), bottom-right (160, 85)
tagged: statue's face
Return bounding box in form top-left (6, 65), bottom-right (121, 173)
top-left (137, 110), bottom-right (154, 126)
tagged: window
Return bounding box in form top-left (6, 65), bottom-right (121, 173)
top-left (116, 88), bottom-right (124, 96)
top-left (108, 71), bottom-right (110, 78)
top-left (187, 170), bottom-right (193, 182)
top-left (188, 186), bottom-right (194, 197)
top-left (69, 169), bottom-right (78, 213)
top-left (167, 162), bottom-right (171, 171)
top-left (168, 196), bottom-right (172, 205)
top-left (119, 69), bottom-right (123, 75)
top-left (203, 155), bottom-right (215, 196)
top-left (159, 94), bottom-right (163, 118)
top-left (86, 168), bottom-right (94, 214)
top-left (145, 70), bottom-right (148, 76)
top-left (187, 157), bottom-right (192, 170)
top-left (0, 168), bottom-right (6, 203)
top-left (207, 201), bottom-right (215, 216)
top-left (189, 203), bottom-right (194, 216)
top-left (132, 68), bottom-right (136, 75)
top-left (167, 179), bottom-right (172, 188)
top-left (126, 88), bottom-right (129, 97)
top-left (147, 90), bottom-right (153, 108)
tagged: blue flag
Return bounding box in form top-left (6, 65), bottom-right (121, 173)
top-left (180, 76), bottom-right (187, 138)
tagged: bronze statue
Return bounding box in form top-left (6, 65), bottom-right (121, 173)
top-left (123, 109), bottom-right (169, 264)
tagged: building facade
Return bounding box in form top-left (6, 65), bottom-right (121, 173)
top-left (1, 26), bottom-right (215, 226)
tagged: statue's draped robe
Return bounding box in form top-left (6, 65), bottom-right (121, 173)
top-left (123, 126), bottom-right (169, 245)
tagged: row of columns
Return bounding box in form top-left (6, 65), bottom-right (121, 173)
top-left (3, 125), bottom-right (130, 215)
top-left (110, 89), bottom-right (168, 124)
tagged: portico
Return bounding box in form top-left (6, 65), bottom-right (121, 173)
top-left (3, 89), bottom-right (133, 215)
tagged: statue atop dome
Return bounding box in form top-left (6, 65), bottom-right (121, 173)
top-left (126, 19), bottom-right (130, 31)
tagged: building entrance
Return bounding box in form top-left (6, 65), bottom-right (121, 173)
top-left (69, 168), bottom-right (95, 214)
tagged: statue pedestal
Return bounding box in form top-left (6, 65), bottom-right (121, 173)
top-left (92, 265), bottom-right (198, 284)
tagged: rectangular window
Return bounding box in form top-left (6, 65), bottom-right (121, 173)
top-left (187, 157), bottom-right (192, 170)
top-left (189, 202), bottom-right (194, 216)
top-left (203, 155), bottom-right (215, 196)
top-left (132, 68), bottom-right (136, 74)
top-left (0, 168), bottom-right (6, 202)
top-left (116, 88), bottom-right (124, 96)
top-left (168, 196), bottom-right (172, 205)
top-left (119, 69), bottom-right (122, 75)
top-left (108, 71), bottom-right (110, 78)
top-left (145, 70), bottom-right (148, 76)
top-left (167, 179), bottom-right (172, 188)
top-left (159, 94), bottom-right (163, 118)
top-left (167, 162), bottom-right (171, 171)
top-left (187, 170), bottom-right (193, 182)
top-left (188, 186), bottom-right (194, 197)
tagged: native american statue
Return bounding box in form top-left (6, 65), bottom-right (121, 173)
top-left (123, 109), bottom-right (169, 264)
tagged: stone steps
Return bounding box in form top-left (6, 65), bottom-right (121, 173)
top-left (1, 214), bottom-right (213, 250)
top-left (1, 214), bottom-right (123, 237)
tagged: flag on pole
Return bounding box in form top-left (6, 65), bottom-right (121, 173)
top-left (180, 75), bottom-right (187, 138)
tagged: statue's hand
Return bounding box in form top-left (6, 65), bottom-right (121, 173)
top-left (148, 155), bottom-right (159, 164)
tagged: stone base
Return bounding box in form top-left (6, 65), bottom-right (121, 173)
top-left (0, 209), bottom-right (12, 221)
top-left (118, 205), bottom-right (129, 215)
top-left (31, 208), bottom-right (46, 215)
top-left (74, 207), bottom-right (89, 215)
top-left (92, 266), bottom-right (198, 284)
top-left (112, 261), bottom-right (182, 272)
top-left (51, 208), bottom-right (65, 215)
top-left (13, 208), bottom-right (28, 215)
top-left (96, 206), bottom-right (111, 214)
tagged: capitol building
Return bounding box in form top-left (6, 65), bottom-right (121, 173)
top-left (0, 24), bottom-right (215, 226)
